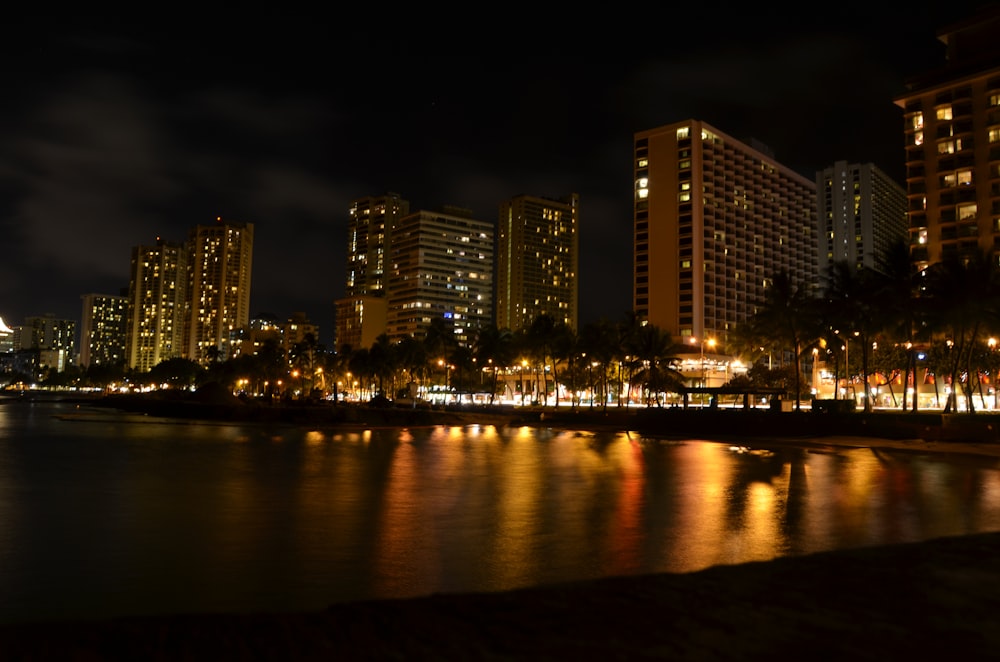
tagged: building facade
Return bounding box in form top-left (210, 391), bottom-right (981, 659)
top-left (895, 8), bottom-right (1000, 273)
top-left (495, 193), bottom-right (579, 332)
top-left (184, 219), bottom-right (254, 364)
top-left (21, 314), bottom-right (77, 375)
top-left (80, 292), bottom-right (127, 368)
top-left (334, 193), bottom-right (409, 350)
top-left (125, 239), bottom-right (188, 372)
top-left (386, 206), bottom-right (494, 346)
top-left (817, 161), bottom-right (908, 278)
top-left (633, 119), bottom-right (817, 350)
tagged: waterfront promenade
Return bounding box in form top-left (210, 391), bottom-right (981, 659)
top-left (88, 387), bottom-right (1000, 447)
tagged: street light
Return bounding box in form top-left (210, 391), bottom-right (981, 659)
top-left (690, 336), bottom-right (716, 387)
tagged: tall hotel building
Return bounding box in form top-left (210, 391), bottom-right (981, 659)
top-left (184, 219), bottom-right (254, 364)
top-left (495, 194), bottom-right (579, 332)
top-left (895, 8), bottom-right (1000, 273)
top-left (80, 292), bottom-right (127, 367)
top-left (387, 206), bottom-right (493, 346)
top-left (817, 161), bottom-right (907, 278)
top-left (334, 194), bottom-right (409, 351)
top-left (633, 120), bottom-right (817, 348)
top-left (125, 238), bottom-right (188, 372)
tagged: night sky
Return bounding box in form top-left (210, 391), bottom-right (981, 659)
top-left (1, 7), bottom-right (992, 348)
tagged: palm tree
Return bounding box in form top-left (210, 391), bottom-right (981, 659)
top-left (579, 317), bottom-right (619, 411)
top-left (750, 270), bottom-right (818, 411)
top-left (526, 314), bottom-right (558, 407)
top-left (631, 323), bottom-right (684, 407)
top-left (921, 250), bottom-right (1000, 413)
top-left (472, 323), bottom-right (514, 404)
top-left (871, 239), bottom-right (924, 411)
top-left (821, 260), bottom-right (885, 412)
top-left (394, 335), bottom-right (427, 399)
top-left (368, 333), bottom-right (398, 399)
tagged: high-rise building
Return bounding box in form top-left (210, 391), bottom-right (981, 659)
top-left (80, 292), bottom-right (127, 367)
top-left (387, 206), bottom-right (494, 346)
top-left (495, 194), bottom-right (579, 332)
top-left (22, 314), bottom-right (77, 374)
top-left (633, 119), bottom-right (817, 350)
top-left (894, 7), bottom-right (1000, 272)
top-left (125, 238), bottom-right (188, 372)
top-left (184, 218), bottom-right (254, 364)
top-left (817, 161), bottom-right (908, 278)
top-left (334, 193), bottom-right (409, 350)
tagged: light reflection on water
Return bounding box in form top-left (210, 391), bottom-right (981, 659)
top-left (2, 400), bottom-right (1000, 624)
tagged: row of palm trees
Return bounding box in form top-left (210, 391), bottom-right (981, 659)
top-left (738, 240), bottom-right (1000, 414)
top-left (29, 240), bottom-right (1000, 414)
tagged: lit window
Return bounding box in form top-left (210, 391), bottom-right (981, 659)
top-left (936, 105), bottom-right (953, 120)
top-left (958, 170), bottom-right (973, 185)
top-left (918, 230), bottom-right (928, 244)
top-left (636, 177), bottom-right (648, 188)
top-left (959, 203), bottom-right (978, 220)
top-left (676, 127), bottom-right (690, 139)
top-left (938, 141), bottom-right (955, 154)
top-left (637, 188), bottom-right (649, 199)
top-left (990, 129), bottom-right (1000, 143)
top-left (942, 173), bottom-right (957, 187)
top-left (679, 192), bottom-right (690, 202)
top-left (637, 158), bottom-right (648, 168)
top-left (680, 182), bottom-right (691, 191)
top-left (679, 160), bottom-right (691, 169)
top-left (910, 113), bottom-right (924, 129)
top-left (991, 94), bottom-right (1000, 107)
top-left (913, 131), bottom-right (924, 146)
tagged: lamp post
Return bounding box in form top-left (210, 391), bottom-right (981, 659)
top-left (990, 338), bottom-right (998, 410)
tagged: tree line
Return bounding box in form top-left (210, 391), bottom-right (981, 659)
top-left (21, 240), bottom-right (1000, 414)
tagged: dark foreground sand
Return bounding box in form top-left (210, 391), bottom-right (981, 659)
top-left (3, 530), bottom-right (1000, 660)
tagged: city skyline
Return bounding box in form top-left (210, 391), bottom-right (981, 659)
top-left (2, 7), bottom-right (993, 347)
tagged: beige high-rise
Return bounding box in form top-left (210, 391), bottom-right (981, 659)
top-left (633, 120), bottom-right (817, 349)
top-left (184, 219), bottom-right (254, 364)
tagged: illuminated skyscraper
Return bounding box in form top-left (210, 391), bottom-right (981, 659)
top-left (125, 239), bottom-right (187, 372)
top-left (184, 218), bottom-right (254, 364)
top-left (633, 119), bottom-right (817, 350)
top-left (495, 194), bottom-right (579, 332)
top-left (387, 206), bottom-right (494, 346)
top-left (18, 313), bottom-right (77, 377)
top-left (817, 161), bottom-right (907, 278)
top-left (80, 292), bottom-right (127, 368)
top-left (895, 8), bottom-right (1000, 272)
top-left (334, 194), bottom-right (409, 351)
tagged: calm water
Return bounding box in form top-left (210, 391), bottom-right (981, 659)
top-left (3, 399), bottom-right (1000, 624)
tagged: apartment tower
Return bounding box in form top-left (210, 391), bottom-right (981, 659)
top-left (125, 238), bottom-right (188, 372)
top-left (80, 292), bottom-right (127, 368)
top-left (633, 119), bottom-right (817, 349)
top-left (387, 206), bottom-right (494, 346)
top-left (817, 161), bottom-right (908, 278)
top-left (495, 194), bottom-right (579, 332)
top-left (334, 194), bottom-right (409, 351)
top-left (184, 218), bottom-right (254, 364)
top-left (895, 8), bottom-right (1000, 273)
